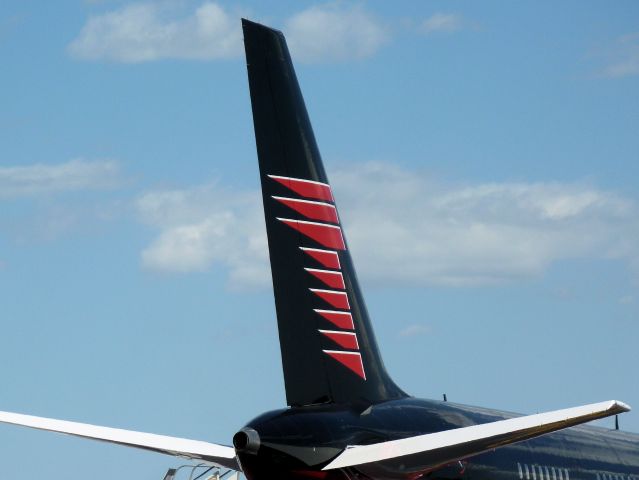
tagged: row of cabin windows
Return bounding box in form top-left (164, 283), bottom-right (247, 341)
top-left (517, 463), bottom-right (569, 480)
top-left (517, 464), bottom-right (636, 480)
top-left (596, 474), bottom-right (637, 480)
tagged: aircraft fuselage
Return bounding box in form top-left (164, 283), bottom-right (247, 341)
top-left (236, 398), bottom-right (639, 480)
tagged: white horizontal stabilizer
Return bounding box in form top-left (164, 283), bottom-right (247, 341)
top-left (324, 400), bottom-right (630, 470)
top-left (0, 410), bottom-right (239, 471)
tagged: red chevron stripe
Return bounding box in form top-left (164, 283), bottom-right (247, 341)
top-left (323, 350), bottom-right (366, 379)
top-left (319, 330), bottom-right (359, 350)
top-left (305, 268), bottom-right (345, 290)
top-left (314, 309), bottom-right (354, 330)
top-left (278, 218), bottom-right (346, 250)
top-left (272, 196), bottom-right (338, 223)
top-left (268, 175), bottom-right (334, 202)
top-left (310, 289), bottom-right (350, 310)
top-left (300, 247), bottom-right (341, 269)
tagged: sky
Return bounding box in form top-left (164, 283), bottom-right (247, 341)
top-left (1, 1), bottom-right (638, 479)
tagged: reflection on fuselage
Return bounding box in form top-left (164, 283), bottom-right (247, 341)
top-left (238, 398), bottom-right (639, 480)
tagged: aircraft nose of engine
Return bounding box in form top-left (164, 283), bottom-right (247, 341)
top-left (233, 427), bottom-right (261, 455)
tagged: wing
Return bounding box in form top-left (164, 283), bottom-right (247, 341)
top-left (323, 400), bottom-right (630, 470)
top-left (0, 410), bottom-right (239, 471)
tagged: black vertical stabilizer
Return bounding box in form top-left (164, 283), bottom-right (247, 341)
top-left (242, 19), bottom-right (406, 407)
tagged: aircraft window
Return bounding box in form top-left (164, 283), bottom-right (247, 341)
top-left (558, 469), bottom-right (564, 480)
top-left (564, 469), bottom-right (570, 480)
top-left (518, 463), bottom-right (523, 479)
top-left (532, 465), bottom-right (537, 480)
top-left (525, 464), bottom-right (530, 480)
top-left (538, 466), bottom-right (544, 480)
top-left (545, 466), bottom-right (550, 480)
top-left (595, 474), bottom-right (600, 480)
top-left (552, 467), bottom-right (557, 480)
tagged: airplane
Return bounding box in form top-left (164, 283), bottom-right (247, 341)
top-left (1, 18), bottom-right (637, 480)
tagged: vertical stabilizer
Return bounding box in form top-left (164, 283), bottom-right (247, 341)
top-left (242, 19), bottom-right (406, 407)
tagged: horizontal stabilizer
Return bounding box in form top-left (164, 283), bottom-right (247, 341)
top-left (0, 410), bottom-right (239, 470)
top-left (323, 400), bottom-right (630, 470)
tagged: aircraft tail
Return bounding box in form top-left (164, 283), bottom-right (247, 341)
top-left (242, 19), bottom-right (406, 407)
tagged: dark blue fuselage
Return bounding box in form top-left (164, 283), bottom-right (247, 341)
top-left (237, 398), bottom-right (639, 480)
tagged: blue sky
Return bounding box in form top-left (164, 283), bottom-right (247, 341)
top-left (1, 1), bottom-right (638, 479)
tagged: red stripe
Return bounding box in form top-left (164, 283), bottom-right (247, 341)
top-left (289, 471), bottom-right (328, 480)
top-left (278, 219), bottom-right (345, 250)
top-left (300, 248), bottom-right (341, 269)
top-left (268, 175), bottom-right (334, 202)
top-left (323, 350), bottom-right (366, 379)
top-left (310, 289), bottom-right (350, 310)
top-left (272, 197), bottom-right (338, 223)
top-left (314, 309), bottom-right (354, 330)
top-left (305, 268), bottom-right (345, 290)
top-left (319, 330), bottom-right (359, 350)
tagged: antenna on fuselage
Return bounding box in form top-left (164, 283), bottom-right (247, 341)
top-left (615, 414), bottom-right (619, 430)
top-left (443, 393), bottom-right (448, 402)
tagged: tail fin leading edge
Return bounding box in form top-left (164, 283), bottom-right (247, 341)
top-left (242, 19), bottom-right (406, 407)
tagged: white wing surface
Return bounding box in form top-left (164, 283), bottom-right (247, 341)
top-left (324, 400), bottom-right (630, 470)
top-left (0, 410), bottom-right (239, 470)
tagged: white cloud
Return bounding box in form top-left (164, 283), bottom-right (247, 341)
top-left (135, 163), bottom-right (639, 290)
top-left (619, 295), bottom-right (634, 305)
top-left (68, 2), bottom-right (388, 64)
top-left (0, 159), bottom-right (122, 197)
top-left (68, 2), bottom-right (243, 62)
top-left (420, 13), bottom-right (463, 34)
top-left (599, 33), bottom-right (639, 78)
top-left (398, 324), bottom-right (432, 338)
top-left (285, 4), bottom-right (388, 63)
top-left (334, 163), bottom-right (636, 286)
top-left (136, 184), bottom-right (269, 288)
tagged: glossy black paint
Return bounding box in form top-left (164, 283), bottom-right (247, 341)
top-left (237, 398), bottom-right (639, 480)
top-left (243, 18), bottom-right (405, 407)
top-left (240, 18), bottom-right (638, 480)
